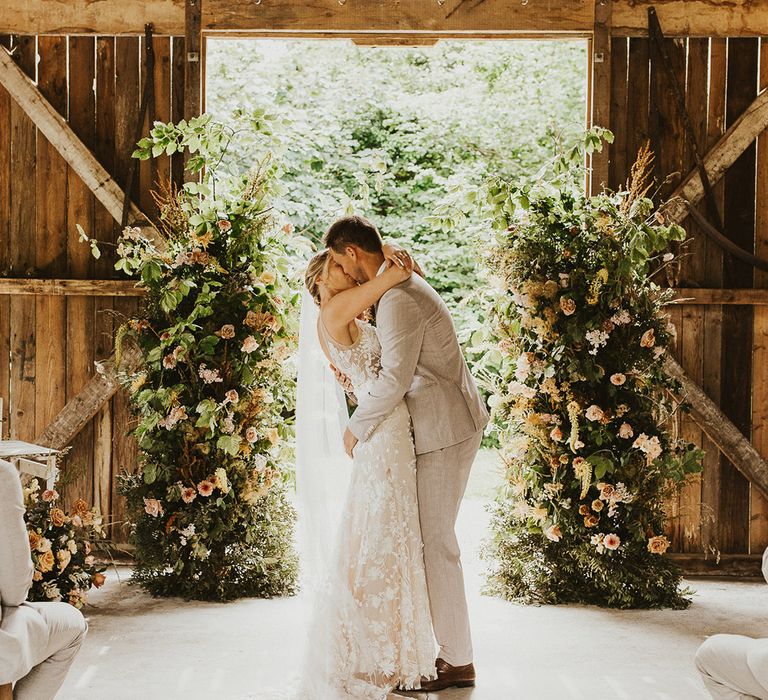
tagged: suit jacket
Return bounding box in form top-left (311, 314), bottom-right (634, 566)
top-left (348, 272), bottom-right (489, 455)
top-left (0, 458), bottom-right (48, 684)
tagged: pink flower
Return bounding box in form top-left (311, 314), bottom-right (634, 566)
top-left (217, 219), bottom-right (232, 232)
top-left (163, 353), bottom-right (177, 369)
top-left (181, 487), bottom-right (197, 504)
top-left (610, 373), bottom-right (626, 386)
top-left (585, 404), bottom-right (604, 422)
top-left (41, 489), bottom-right (58, 502)
top-left (197, 480), bottom-right (215, 497)
top-left (618, 422), bottom-right (634, 439)
top-left (143, 498), bottom-right (164, 518)
top-left (550, 426), bottom-right (563, 442)
top-left (245, 426), bottom-right (258, 444)
top-left (224, 389), bottom-right (239, 404)
top-left (241, 336), bottom-right (259, 354)
top-left (217, 324), bottom-right (235, 339)
top-left (559, 297), bottom-right (576, 316)
top-left (603, 533), bottom-right (621, 550)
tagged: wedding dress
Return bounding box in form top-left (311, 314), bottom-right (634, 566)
top-left (297, 316), bottom-right (436, 700)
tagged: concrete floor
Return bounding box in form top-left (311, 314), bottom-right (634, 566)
top-left (59, 499), bottom-right (767, 700)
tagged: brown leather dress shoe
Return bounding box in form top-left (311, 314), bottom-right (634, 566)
top-left (418, 657), bottom-right (476, 691)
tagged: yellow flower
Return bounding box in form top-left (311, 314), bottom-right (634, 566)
top-left (260, 270), bottom-right (277, 285)
top-left (50, 508), bottom-right (67, 527)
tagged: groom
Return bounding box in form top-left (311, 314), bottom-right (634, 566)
top-left (324, 215), bottom-right (489, 691)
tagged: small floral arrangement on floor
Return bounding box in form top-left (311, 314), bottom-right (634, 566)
top-left (436, 130), bottom-right (704, 608)
top-left (22, 478), bottom-right (107, 608)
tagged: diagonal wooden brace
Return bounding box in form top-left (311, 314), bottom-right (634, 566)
top-left (660, 88), bottom-right (768, 225)
top-left (664, 355), bottom-right (768, 499)
top-left (0, 45), bottom-right (157, 239)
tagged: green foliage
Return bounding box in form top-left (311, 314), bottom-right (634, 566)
top-left (205, 40), bottom-right (588, 418)
top-left (458, 130), bottom-right (704, 608)
top-left (108, 115), bottom-right (305, 600)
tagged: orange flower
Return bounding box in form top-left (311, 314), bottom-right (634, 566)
top-left (73, 499), bottom-right (90, 515)
top-left (28, 530), bottom-right (41, 551)
top-left (38, 550), bottom-right (55, 573)
top-left (50, 508), bottom-right (67, 527)
top-left (583, 514), bottom-right (600, 528)
top-left (92, 572), bottom-right (107, 588)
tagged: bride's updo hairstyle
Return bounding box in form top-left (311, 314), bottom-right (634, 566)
top-left (305, 250), bottom-right (329, 306)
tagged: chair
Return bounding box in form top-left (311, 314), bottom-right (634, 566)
top-left (0, 683), bottom-right (13, 700)
top-left (0, 398), bottom-right (59, 490)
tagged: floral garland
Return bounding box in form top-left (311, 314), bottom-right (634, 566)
top-left (83, 114), bottom-right (305, 600)
top-left (22, 479), bottom-right (107, 608)
top-left (455, 132), bottom-right (704, 608)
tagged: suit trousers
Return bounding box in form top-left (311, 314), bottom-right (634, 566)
top-left (10, 602), bottom-right (87, 700)
top-left (416, 428), bottom-right (483, 667)
top-left (695, 634), bottom-right (768, 700)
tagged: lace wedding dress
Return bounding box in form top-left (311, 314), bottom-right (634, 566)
top-left (297, 317), bottom-right (436, 700)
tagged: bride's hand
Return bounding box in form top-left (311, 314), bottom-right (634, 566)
top-left (382, 243), bottom-right (424, 277)
top-left (383, 252), bottom-right (414, 282)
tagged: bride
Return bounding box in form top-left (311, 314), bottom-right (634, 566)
top-left (295, 245), bottom-right (436, 699)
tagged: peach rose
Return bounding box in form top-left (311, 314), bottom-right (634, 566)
top-left (610, 373), bottom-right (626, 386)
top-left (28, 530), bottom-right (41, 551)
top-left (92, 572), bottom-right (107, 588)
top-left (218, 324), bottom-right (236, 339)
top-left (578, 504), bottom-right (590, 516)
top-left (559, 297), bottom-right (576, 316)
top-left (57, 549), bottom-right (71, 572)
top-left (618, 422), bottom-right (634, 439)
top-left (584, 514), bottom-right (600, 528)
top-left (591, 499), bottom-right (604, 512)
top-left (550, 427), bottom-right (563, 442)
top-left (181, 487), bottom-right (197, 504)
top-left (585, 404), bottom-right (604, 422)
top-left (143, 498), bottom-right (164, 518)
top-left (38, 550), bottom-right (55, 573)
top-left (647, 535), bottom-right (670, 555)
top-left (50, 508), bottom-right (67, 527)
top-left (41, 489), bottom-right (58, 502)
top-left (544, 524), bottom-right (562, 542)
top-left (73, 499), bottom-right (89, 515)
top-left (603, 533), bottom-right (621, 550)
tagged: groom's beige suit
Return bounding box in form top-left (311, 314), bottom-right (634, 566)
top-left (348, 272), bottom-right (489, 667)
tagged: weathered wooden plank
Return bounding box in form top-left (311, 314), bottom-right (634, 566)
top-left (664, 355), bottom-right (768, 501)
top-left (0, 35), bottom-right (13, 435)
top-left (751, 37), bottom-right (768, 554)
top-left (670, 553), bottom-right (765, 578)
top-left (608, 36), bottom-right (628, 191)
top-left (588, 0), bottom-right (611, 195)
top-left (34, 36), bottom-right (68, 449)
top-left (93, 35), bottom-right (117, 523)
top-left (64, 35), bottom-right (97, 508)
top-left (9, 36), bottom-right (37, 442)
top-left (0, 44), bottom-right (154, 234)
top-left (625, 38), bottom-right (650, 187)
top-left (170, 36), bottom-right (185, 187)
top-left (720, 38), bottom-right (759, 554)
top-left (0, 278), bottom-right (144, 296)
top-left (700, 37), bottom-right (726, 558)
top-left (0, 0), bottom-right (595, 36)
top-left (141, 36), bottom-right (172, 211)
top-left (670, 288), bottom-right (768, 306)
top-left (111, 36), bottom-right (142, 542)
top-left (3, 0), bottom-right (766, 38)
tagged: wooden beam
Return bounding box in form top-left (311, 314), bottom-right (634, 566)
top-left (0, 0), bottom-right (595, 36)
top-left (0, 46), bottom-right (155, 238)
top-left (3, 1), bottom-right (766, 37)
top-left (0, 279), bottom-right (145, 296)
top-left (587, 0), bottom-right (612, 195)
top-left (664, 355), bottom-right (768, 500)
top-left (670, 288), bottom-right (768, 306)
top-left (661, 89), bottom-right (768, 225)
top-left (669, 553), bottom-right (765, 578)
top-left (184, 0), bottom-right (202, 121)
top-left (35, 337), bottom-right (142, 451)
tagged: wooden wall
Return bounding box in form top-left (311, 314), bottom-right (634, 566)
top-left (608, 36), bottom-right (768, 562)
top-left (0, 34), bottom-right (186, 540)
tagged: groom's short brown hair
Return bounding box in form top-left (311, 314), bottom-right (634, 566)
top-left (323, 215), bottom-right (383, 254)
